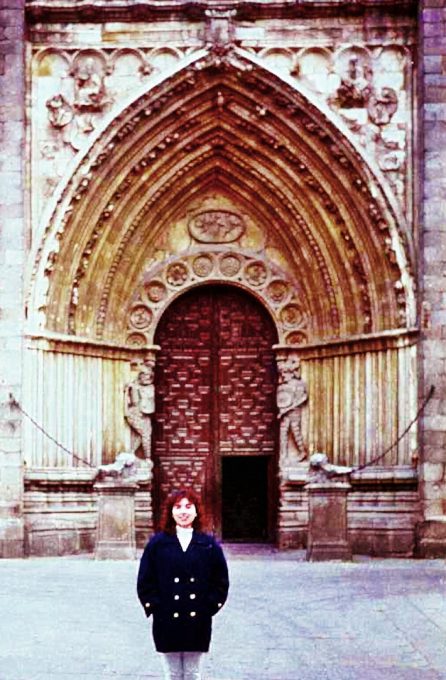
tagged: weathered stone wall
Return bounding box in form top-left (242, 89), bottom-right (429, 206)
top-left (418, 0), bottom-right (446, 555)
top-left (0, 0), bottom-right (25, 557)
top-left (2, 1), bottom-right (445, 557)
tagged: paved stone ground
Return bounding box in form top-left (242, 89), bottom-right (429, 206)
top-left (0, 546), bottom-right (445, 680)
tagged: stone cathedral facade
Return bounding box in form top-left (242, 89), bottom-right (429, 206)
top-left (1, 0), bottom-right (445, 557)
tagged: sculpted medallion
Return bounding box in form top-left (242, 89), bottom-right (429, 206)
top-left (188, 210), bottom-right (246, 243)
top-left (192, 255), bottom-right (214, 277)
top-left (144, 281), bottom-right (167, 303)
top-left (129, 305), bottom-right (153, 330)
top-left (219, 254), bottom-right (242, 277)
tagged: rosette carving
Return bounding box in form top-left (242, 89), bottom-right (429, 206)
top-left (280, 304), bottom-right (304, 329)
top-left (124, 250), bottom-right (309, 346)
top-left (244, 261), bottom-right (268, 287)
top-left (219, 254), bottom-right (242, 277)
top-left (144, 281), bottom-right (167, 303)
top-left (285, 331), bottom-right (307, 345)
top-left (126, 332), bottom-right (147, 347)
top-left (129, 305), bottom-right (153, 330)
top-left (166, 262), bottom-right (189, 286)
top-left (266, 280), bottom-right (290, 305)
top-left (192, 255), bottom-right (214, 277)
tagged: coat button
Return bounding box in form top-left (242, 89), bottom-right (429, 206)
top-left (190, 611), bottom-right (196, 617)
top-left (190, 577), bottom-right (195, 582)
top-left (173, 612), bottom-right (179, 618)
top-left (174, 577), bottom-right (180, 583)
top-left (190, 594), bottom-right (196, 600)
top-left (174, 595), bottom-right (180, 600)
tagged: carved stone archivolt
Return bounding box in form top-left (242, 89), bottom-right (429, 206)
top-left (27, 50), bottom-right (416, 349)
top-left (123, 250), bottom-right (308, 346)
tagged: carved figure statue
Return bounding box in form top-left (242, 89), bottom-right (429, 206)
top-left (124, 362), bottom-right (155, 463)
top-left (277, 357), bottom-right (308, 463)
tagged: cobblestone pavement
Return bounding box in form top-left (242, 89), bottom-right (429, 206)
top-left (1, 546), bottom-right (445, 680)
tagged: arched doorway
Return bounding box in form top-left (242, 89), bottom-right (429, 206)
top-left (153, 285), bottom-right (278, 541)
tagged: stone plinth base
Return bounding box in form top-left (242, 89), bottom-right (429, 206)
top-left (0, 518), bottom-right (24, 558)
top-left (416, 517), bottom-right (446, 558)
top-left (94, 480), bottom-right (138, 560)
top-left (306, 481), bottom-right (352, 561)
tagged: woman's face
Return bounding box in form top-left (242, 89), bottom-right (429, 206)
top-left (172, 497), bottom-right (197, 529)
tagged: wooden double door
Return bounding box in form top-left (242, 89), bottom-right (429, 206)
top-left (153, 285), bottom-right (278, 541)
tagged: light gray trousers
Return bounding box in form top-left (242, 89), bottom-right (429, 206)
top-left (160, 651), bottom-right (204, 680)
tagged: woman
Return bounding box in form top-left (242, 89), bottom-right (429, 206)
top-left (137, 489), bottom-right (229, 680)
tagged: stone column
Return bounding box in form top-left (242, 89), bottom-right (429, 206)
top-left (418, 0), bottom-right (446, 556)
top-left (305, 454), bottom-right (352, 561)
top-left (0, 0), bottom-right (25, 558)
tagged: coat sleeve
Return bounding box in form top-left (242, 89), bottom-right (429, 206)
top-left (207, 540), bottom-right (229, 616)
top-left (137, 537), bottom-right (161, 618)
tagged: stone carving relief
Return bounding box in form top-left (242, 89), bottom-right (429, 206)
top-left (71, 55), bottom-right (108, 132)
top-left (332, 54), bottom-right (374, 109)
top-left (188, 211), bottom-right (246, 243)
top-left (46, 94), bottom-right (73, 129)
top-left (308, 452), bottom-right (353, 483)
top-left (124, 358), bottom-right (155, 470)
top-left (252, 43), bottom-right (412, 216)
top-left (42, 51), bottom-right (111, 153)
top-left (120, 250), bottom-right (309, 347)
top-left (33, 53), bottom-right (413, 338)
top-left (277, 355), bottom-right (308, 464)
top-left (367, 88), bottom-right (399, 127)
top-left (330, 47), bottom-right (407, 211)
top-left (205, 8), bottom-right (236, 57)
top-left (32, 46), bottom-right (189, 218)
top-left (97, 452), bottom-right (138, 481)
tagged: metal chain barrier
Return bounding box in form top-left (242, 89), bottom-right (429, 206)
top-left (351, 384), bottom-right (435, 473)
top-left (5, 394), bottom-right (95, 468)
top-left (2, 386), bottom-right (436, 473)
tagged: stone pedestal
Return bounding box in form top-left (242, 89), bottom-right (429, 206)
top-left (306, 479), bottom-right (352, 561)
top-left (94, 480), bottom-right (138, 560)
top-left (416, 517), bottom-right (446, 558)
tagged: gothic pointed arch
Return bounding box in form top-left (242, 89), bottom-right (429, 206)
top-left (27, 49), bottom-right (417, 346)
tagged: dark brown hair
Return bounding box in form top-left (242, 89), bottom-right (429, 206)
top-left (161, 488), bottom-right (202, 534)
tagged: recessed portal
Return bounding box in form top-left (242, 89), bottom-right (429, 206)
top-left (153, 285), bottom-right (278, 537)
top-left (221, 456), bottom-right (270, 542)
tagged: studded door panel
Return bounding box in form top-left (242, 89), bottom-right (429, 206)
top-left (153, 286), bottom-right (277, 531)
top-left (218, 292), bottom-right (277, 455)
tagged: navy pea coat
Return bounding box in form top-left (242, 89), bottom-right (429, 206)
top-left (137, 531), bottom-right (229, 653)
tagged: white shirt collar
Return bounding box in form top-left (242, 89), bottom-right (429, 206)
top-left (176, 526), bottom-right (193, 551)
